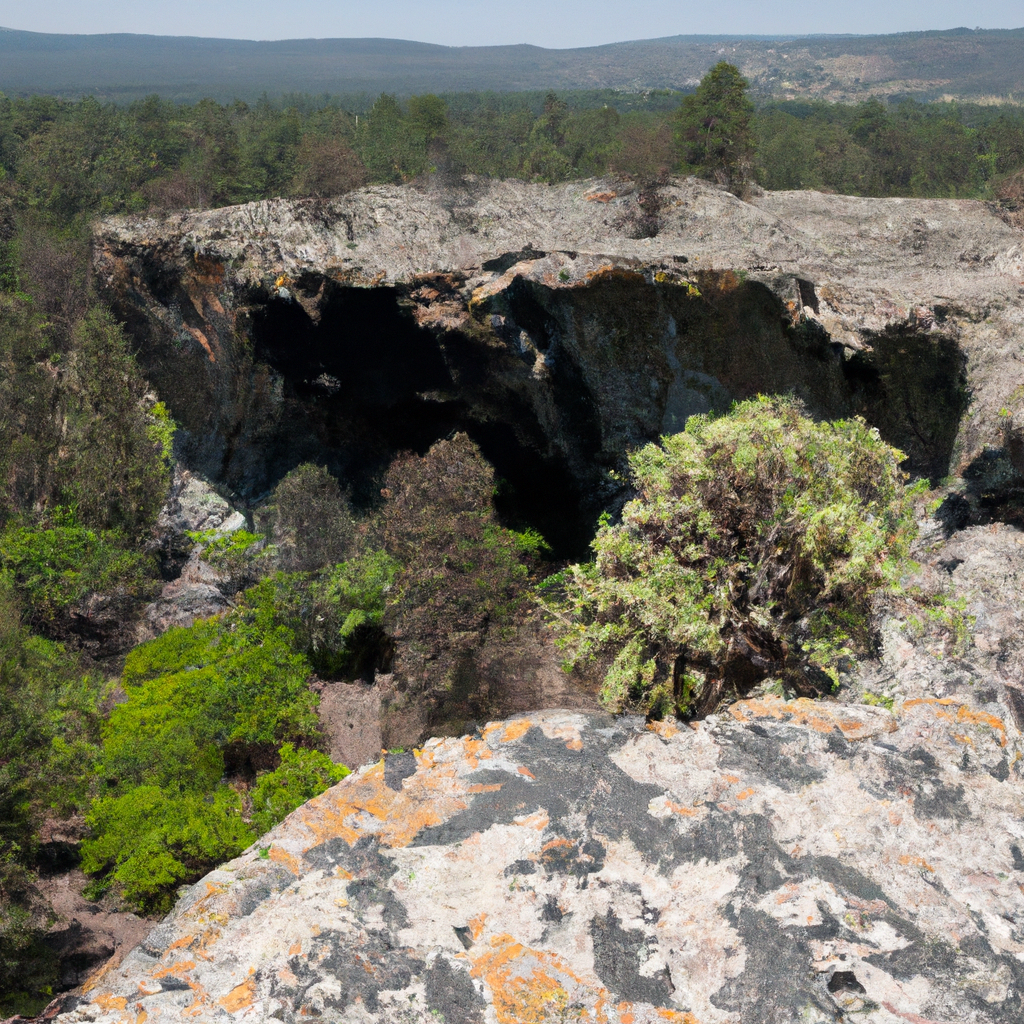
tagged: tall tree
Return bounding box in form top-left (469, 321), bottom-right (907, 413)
top-left (675, 61), bottom-right (754, 192)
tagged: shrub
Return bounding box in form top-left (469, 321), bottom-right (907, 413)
top-left (0, 523), bottom-right (156, 628)
top-left (81, 582), bottom-right (328, 908)
top-left (544, 396), bottom-right (919, 717)
top-left (306, 549), bottom-right (401, 677)
top-left (250, 743), bottom-right (349, 836)
top-left (262, 463), bottom-right (357, 573)
top-left (107, 583), bottom-right (318, 791)
top-left (80, 786), bottom-right (254, 913)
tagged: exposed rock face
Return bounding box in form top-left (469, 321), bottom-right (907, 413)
top-left (94, 176), bottom-right (1024, 555)
top-left (57, 693), bottom-right (1023, 1024)
top-left (55, 179), bottom-right (1024, 1023)
top-left (139, 467), bottom-right (248, 640)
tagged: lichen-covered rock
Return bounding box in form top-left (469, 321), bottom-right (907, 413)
top-left (58, 696), bottom-right (1023, 1024)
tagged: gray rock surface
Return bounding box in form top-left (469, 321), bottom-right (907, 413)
top-left (57, 694), bottom-right (1023, 1024)
top-left (140, 467), bottom-right (249, 638)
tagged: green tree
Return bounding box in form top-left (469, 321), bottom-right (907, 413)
top-left (675, 61), bottom-right (755, 191)
top-left (544, 397), bottom-right (919, 718)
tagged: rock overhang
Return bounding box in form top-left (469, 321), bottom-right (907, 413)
top-left (93, 175), bottom-right (1024, 551)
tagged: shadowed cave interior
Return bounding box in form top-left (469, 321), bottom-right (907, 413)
top-left (249, 285), bottom-right (597, 560)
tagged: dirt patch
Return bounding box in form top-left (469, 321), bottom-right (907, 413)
top-left (36, 870), bottom-right (154, 990)
top-left (314, 679), bottom-right (384, 768)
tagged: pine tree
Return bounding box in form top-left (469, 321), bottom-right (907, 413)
top-left (675, 61), bottom-right (755, 192)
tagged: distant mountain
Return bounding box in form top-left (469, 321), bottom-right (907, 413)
top-left (0, 26), bottom-right (1022, 104)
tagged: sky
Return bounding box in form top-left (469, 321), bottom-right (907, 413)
top-left (1, 0), bottom-right (1022, 48)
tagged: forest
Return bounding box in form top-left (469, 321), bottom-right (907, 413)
top-left (1, 68), bottom-right (1024, 1015)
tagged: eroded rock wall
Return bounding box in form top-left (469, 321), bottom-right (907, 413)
top-left (93, 176), bottom-right (1023, 552)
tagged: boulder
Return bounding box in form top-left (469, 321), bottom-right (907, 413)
top-left (56, 697), bottom-right (1023, 1023)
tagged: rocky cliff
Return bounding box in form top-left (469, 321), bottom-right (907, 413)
top-left (93, 176), bottom-right (1024, 556)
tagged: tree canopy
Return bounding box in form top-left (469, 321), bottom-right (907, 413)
top-left (675, 61), bottom-right (755, 191)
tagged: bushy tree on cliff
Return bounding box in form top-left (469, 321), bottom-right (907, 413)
top-left (544, 397), bottom-right (919, 718)
top-left (675, 61), bottom-right (755, 192)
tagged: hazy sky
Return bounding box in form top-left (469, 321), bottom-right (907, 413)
top-left (2, 1), bottom-right (1022, 47)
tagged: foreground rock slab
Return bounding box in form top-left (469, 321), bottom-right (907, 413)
top-left (60, 702), bottom-right (1023, 1023)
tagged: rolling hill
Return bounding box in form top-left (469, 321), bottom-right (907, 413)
top-left (0, 25), bottom-right (1022, 104)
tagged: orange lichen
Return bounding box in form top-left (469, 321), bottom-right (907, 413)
top-left (81, 961), bottom-right (114, 994)
top-left (218, 976), bottom-right (257, 1012)
top-left (663, 800), bottom-right (699, 817)
top-left (647, 720), bottom-right (681, 740)
top-left (472, 935), bottom-right (607, 1024)
top-left (539, 721), bottom-right (585, 750)
top-left (289, 941), bottom-right (303, 956)
top-left (469, 913), bottom-right (488, 941)
top-left (730, 696), bottom-right (895, 740)
top-left (468, 783), bottom-right (504, 794)
top-left (775, 884), bottom-right (800, 905)
top-left (585, 191), bottom-right (618, 202)
top-left (502, 719), bottom-right (534, 743)
top-left (899, 855), bottom-right (936, 873)
top-left (735, 788), bottom-right (756, 801)
top-left (91, 993), bottom-right (128, 1012)
top-left (514, 810), bottom-right (550, 830)
top-left (902, 699), bottom-right (1007, 747)
top-left (270, 845), bottom-right (303, 875)
top-left (462, 737), bottom-right (494, 768)
top-left (295, 758), bottom-right (468, 850)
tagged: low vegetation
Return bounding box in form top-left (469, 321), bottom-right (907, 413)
top-left (544, 397), bottom-right (920, 717)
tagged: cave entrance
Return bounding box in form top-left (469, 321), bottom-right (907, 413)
top-left (249, 283), bottom-right (592, 560)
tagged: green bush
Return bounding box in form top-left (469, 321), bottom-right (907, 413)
top-left (250, 743), bottom-right (349, 836)
top-left (107, 584), bottom-right (318, 791)
top-left (305, 549), bottom-right (401, 676)
top-left (0, 573), bottom-right (105, 815)
top-left (544, 396), bottom-right (920, 717)
top-left (80, 786), bottom-right (254, 913)
top-left (0, 523), bottom-right (156, 627)
top-left (80, 581), bottom-right (333, 909)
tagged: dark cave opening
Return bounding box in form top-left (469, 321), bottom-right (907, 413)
top-left (249, 285), bottom-right (593, 560)
top-left (840, 327), bottom-right (969, 484)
